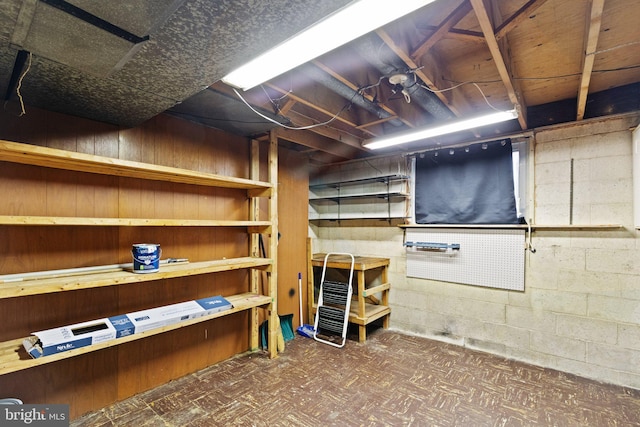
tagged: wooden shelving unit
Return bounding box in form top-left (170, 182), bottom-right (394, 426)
top-left (310, 253), bottom-right (391, 343)
top-left (0, 138), bottom-right (279, 374)
top-left (309, 174), bottom-right (409, 222)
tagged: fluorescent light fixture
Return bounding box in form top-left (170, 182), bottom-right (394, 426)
top-left (222, 0), bottom-right (435, 90)
top-left (363, 109), bottom-right (519, 150)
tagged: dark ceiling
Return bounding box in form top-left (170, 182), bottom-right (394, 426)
top-left (2, 0), bottom-right (639, 166)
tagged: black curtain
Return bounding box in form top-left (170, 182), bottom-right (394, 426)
top-left (415, 139), bottom-right (519, 224)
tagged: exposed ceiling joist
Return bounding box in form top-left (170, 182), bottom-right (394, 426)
top-left (470, 0), bottom-right (527, 129)
top-left (284, 109), bottom-right (365, 151)
top-left (265, 83), bottom-right (379, 137)
top-left (577, 0), bottom-right (606, 120)
top-left (411, 0), bottom-right (473, 60)
top-left (495, 0), bottom-right (549, 40)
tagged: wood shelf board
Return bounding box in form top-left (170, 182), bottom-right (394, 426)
top-left (348, 302), bottom-right (390, 325)
top-left (0, 257), bottom-right (272, 299)
top-left (399, 224), bottom-right (623, 231)
top-left (0, 216), bottom-right (271, 227)
top-left (311, 253), bottom-right (390, 271)
top-left (531, 224), bottom-right (624, 231)
top-left (0, 139), bottom-right (272, 190)
top-left (0, 292), bottom-right (271, 376)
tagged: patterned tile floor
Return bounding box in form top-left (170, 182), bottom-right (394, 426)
top-left (72, 330), bottom-right (640, 426)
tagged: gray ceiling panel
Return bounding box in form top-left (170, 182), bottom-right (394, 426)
top-left (66, 0), bottom-right (185, 35)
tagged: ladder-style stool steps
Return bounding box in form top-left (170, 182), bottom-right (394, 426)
top-left (314, 253), bottom-right (354, 348)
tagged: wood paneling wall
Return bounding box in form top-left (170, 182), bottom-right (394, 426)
top-left (0, 104), bottom-right (309, 419)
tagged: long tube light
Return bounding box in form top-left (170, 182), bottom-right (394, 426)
top-left (222, 0), bottom-right (435, 91)
top-left (363, 109), bottom-right (519, 150)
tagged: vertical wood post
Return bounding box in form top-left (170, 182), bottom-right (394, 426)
top-left (268, 131), bottom-right (279, 358)
top-left (249, 139), bottom-right (261, 350)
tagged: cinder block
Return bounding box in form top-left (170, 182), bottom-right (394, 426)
top-left (534, 204), bottom-right (570, 225)
top-left (584, 178), bottom-right (632, 204)
top-left (481, 323), bottom-right (530, 349)
top-left (530, 330), bottom-right (586, 360)
top-left (465, 337), bottom-right (506, 355)
top-left (619, 275), bottom-right (640, 300)
top-left (556, 314), bottom-right (618, 345)
top-left (588, 156), bottom-right (632, 181)
top-left (506, 305), bottom-right (556, 332)
top-left (444, 297), bottom-right (506, 324)
top-left (557, 269), bottom-right (620, 297)
top-left (535, 182), bottom-right (571, 205)
top-left (588, 342), bottom-right (640, 373)
top-left (587, 249), bottom-right (640, 275)
top-left (590, 203), bottom-right (633, 225)
top-left (531, 289), bottom-right (587, 316)
top-left (588, 294), bottom-right (640, 324)
top-left (535, 140), bottom-right (571, 163)
top-left (536, 161), bottom-right (571, 185)
top-left (618, 324), bottom-right (640, 350)
top-left (507, 290), bottom-right (532, 308)
top-left (570, 132), bottom-right (631, 159)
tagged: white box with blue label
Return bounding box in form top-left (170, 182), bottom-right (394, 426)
top-left (23, 295), bottom-right (232, 358)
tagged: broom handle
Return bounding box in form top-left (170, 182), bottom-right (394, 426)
top-left (298, 272), bottom-right (303, 325)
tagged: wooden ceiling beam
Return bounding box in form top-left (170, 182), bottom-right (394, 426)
top-left (284, 110), bottom-right (366, 151)
top-left (495, 0), bottom-right (549, 40)
top-left (376, 28), bottom-right (463, 117)
top-left (577, 0), bottom-right (605, 120)
top-left (278, 99), bottom-right (297, 115)
top-left (470, 0), bottom-right (527, 129)
top-left (265, 83), bottom-right (377, 137)
top-left (276, 127), bottom-right (359, 160)
top-left (411, 0), bottom-right (473, 60)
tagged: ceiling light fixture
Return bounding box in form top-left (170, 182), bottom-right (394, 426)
top-left (221, 0), bottom-right (436, 91)
top-left (363, 109), bottom-right (519, 150)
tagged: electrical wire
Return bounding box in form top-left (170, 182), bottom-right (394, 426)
top-left (420, 80), bottom-right (503, 112)
top-left (232, 87), bottom-right (354, 131)
top-left (16, 52), bottom-right (32, 116)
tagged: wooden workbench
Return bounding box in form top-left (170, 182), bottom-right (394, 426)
top-left (310, 253), bottom-right (391, 342)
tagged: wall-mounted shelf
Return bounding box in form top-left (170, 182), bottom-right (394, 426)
top-left (0, 215), bottom-right (272, 229)
top-left (309, 192), bottom-right (409, 202)
top-left (309, 174), bottom-right (410, 222)
top-left (309, 174), bottom-right (409, 189)
top-left (0, 292), bottom-right (271, 376)
top-left (0, 140), bottom-right (272, 191)
top-left (0, 257), bottom-right (272, 299)
top-left (399, 224), bottom-right (623, 231)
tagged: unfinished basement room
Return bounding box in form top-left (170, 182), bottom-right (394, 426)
top-left (1, 0), bottom-right (640, 425)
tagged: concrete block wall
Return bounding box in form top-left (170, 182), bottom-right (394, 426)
top-left (309, 113), bottom-right (640, 390)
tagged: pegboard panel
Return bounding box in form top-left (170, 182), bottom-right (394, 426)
top-left (406, 228), bottom-right (525, 291)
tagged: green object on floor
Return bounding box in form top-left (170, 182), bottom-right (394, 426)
top-left (279, 314), bottom-right (295, 342)
top-left (260, 315), bottom-right (295, 350)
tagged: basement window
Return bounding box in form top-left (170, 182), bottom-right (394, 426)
top-left (411, 138), bottom-right (529, 224)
